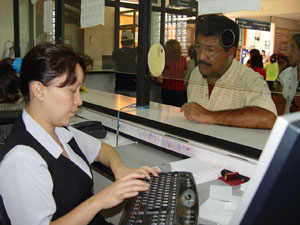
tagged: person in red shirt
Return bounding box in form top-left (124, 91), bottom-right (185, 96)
top-left (161, 40), bottom-right (187, 107)
top-left (250, 53), bottom-right (266, 80)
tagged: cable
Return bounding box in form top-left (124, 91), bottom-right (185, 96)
top-left (116, 103), bottom-right (149, 146)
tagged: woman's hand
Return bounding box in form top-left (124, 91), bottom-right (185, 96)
top-left (113, 165), bottom-right (161, 180)
top-left (94, 172), bottom-right (150, 210)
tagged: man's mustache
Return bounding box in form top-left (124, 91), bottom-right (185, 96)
top-left (197, 60), bottom-right (212, 67)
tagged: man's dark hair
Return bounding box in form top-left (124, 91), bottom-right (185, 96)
top-left (121, 40), bottom-right (134, 47)
top-left (196, 14), bottom-right (239, 51)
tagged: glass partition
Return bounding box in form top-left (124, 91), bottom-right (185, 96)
top-left (19, 0), bottom-right (33, 57)
top-left (15, 0), bottom-right (300, 117)
top-left (34, 0), bottom-right (55, 45)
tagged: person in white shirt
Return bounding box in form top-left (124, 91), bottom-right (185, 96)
top-left (180, 14), bottom-right (276, 129)
top-left (0, 43), bottom-right (159, 225)
top-left (278, 34), bottom-right (300, 114)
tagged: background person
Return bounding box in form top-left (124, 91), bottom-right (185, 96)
top-left (0, 57), bottom-right (24, 111)
top-left (277, 34), bottom-right (300, 114)
top-left (272, 55), bottom-right (290, 114)
top-left (112, 31), bottom-right (137, 97)
top-left (180, 14), bottom-right (277, 129)
top-left (277, 55), bottom-right (290, 74)
top-left (185, 45), bottom-right (197, 88)
top-left (161, 39), bottom-right (187, 107)
top-left (246, 48), bottom-right (260, 67)
top-left (0, 43), bottom-right (159, 225)
top-left (250, 53), bottom-right (266, 80)
top-left (0, 57), bottom-right (25, 145)
top-left (264, 53), bottom-right (279, 92)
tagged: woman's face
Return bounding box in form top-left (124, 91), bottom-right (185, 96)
top-left (278, 58), bottom-right (288, 72)
top-left (287, 39), bottom-right (300, 67)
top-left (42, 63), bottom-right (84, 127)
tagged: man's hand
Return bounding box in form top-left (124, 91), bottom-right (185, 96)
top-left (180, 102), bottom-right (214, 124)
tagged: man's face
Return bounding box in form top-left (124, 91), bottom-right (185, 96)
top-left (287, 39), bottom-right (300, 67)
top-left (195, 34), bottom-right (235, 79)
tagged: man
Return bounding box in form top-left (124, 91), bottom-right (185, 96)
top-left (112, 31), bottom-right (137, 97)
top-left (180, 14), bottom-right (277, 129)
top-left (277, 34), bottom-right (300, 114)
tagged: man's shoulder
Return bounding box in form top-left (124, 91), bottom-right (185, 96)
top-left (230, 60), bottom-right (257, 78)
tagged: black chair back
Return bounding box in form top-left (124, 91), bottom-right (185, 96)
top-left (0, 195), bottom-right (11, 225)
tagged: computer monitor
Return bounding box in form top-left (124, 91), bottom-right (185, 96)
top-left (230, 112), bottom-right (300, 225)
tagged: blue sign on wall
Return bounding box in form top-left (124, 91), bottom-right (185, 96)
top-left (169, 0), bottom-right (196, 8)
top-left (236, 18), bottom-right (271, 31)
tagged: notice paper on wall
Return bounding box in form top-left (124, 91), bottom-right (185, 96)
top-left (81, 0), bottom-right (105, 28)
top-left (198, 0), bottom-right (260, 15)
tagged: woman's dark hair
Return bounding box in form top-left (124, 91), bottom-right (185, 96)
top-left (196, 14), bottom-right (239, 51)
top-left (188, 45), bottom-right (197, 67)
top-left (270, 53), bottom-right (277, 63)
top-left (20, 43), bottom-right (86, 102)
top-left (0, 58), bottom-right (21, 103)
top-left (278, 55), bottom-right (290, 68)
top-left (250, 54), bottom-right (264, 68)
top-left (249, 49), bottom-right (260, 57)
top-left (292, 33), bottom-right (300, 51)
top-left (164, 39), bottom-right (181, 60)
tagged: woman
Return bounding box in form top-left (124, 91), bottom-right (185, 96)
top-left (277, 55), bottom-right (290, 74)
top-left (0, 57), bottom-right (24, 111)
top-left (249, 53), bottom-right (266, 80)
top-left (264, 53), bottom-right (279, 91)
top-left (0, 43), bottom-right (159, 225)
top-left (161, 39), bottom-right (187, 107)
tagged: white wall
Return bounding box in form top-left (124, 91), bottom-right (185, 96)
top-left (84, 7), bottom-right (115, 69)
top-left (0, 1), bottom-right (14, 58)
top-left (225, 0), bottom-right (300, 18)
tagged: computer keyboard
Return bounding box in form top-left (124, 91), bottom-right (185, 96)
top-left (119, 171), bottom-right (198, 225)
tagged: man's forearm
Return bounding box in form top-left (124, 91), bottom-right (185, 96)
top-left (209, 106), bottom-right (276, 129)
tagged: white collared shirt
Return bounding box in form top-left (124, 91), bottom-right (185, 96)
top-left (188, 60), bottom-right (277, 115)
top-left (278, 66), bottom-right (298, 114)
top-left (0, 109), bottom-right (101, 225)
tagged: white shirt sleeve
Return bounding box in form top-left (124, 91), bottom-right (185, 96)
top-left (0, 146), bottom-right (55, 225)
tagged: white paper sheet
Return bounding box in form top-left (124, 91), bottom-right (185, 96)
top-left (198, 0), bottom-right (260, 15)
top-left (209, 185), bottom-right (232, 202)
top-left (169, 157), bottom-right (222, 184)
top-left (43, 0), bottom-right (53, 33)
top-left (200, 194), bottom-right (241, 225)
top-left (81, 0), bottom-right (105, 28)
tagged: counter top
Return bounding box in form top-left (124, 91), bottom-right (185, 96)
top-left (80, 89), bottom-right (271, 158)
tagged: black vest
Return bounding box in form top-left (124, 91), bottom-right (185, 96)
top-left (0, 116), bottom-right (112, 225)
